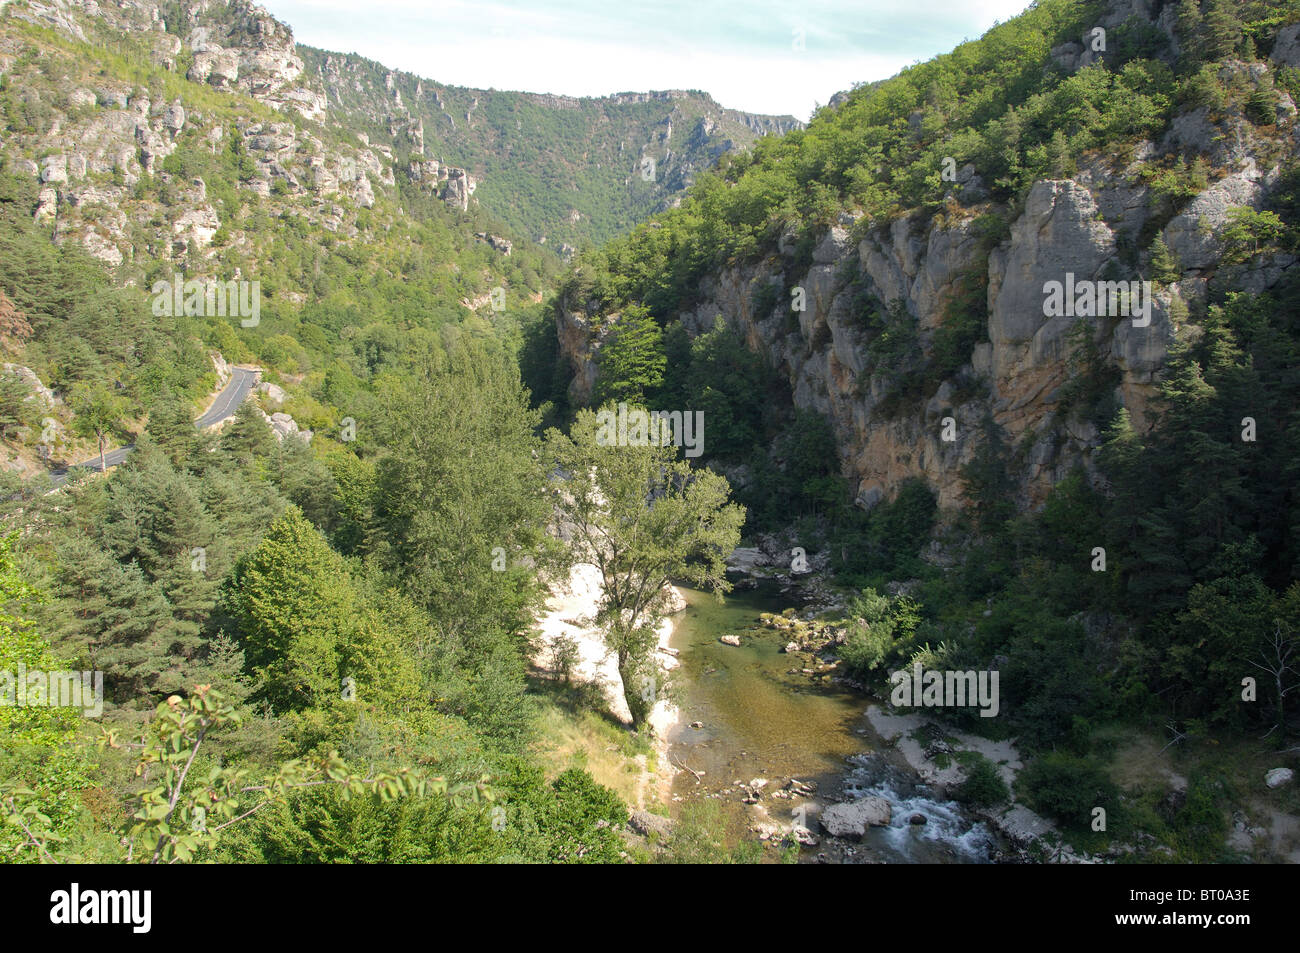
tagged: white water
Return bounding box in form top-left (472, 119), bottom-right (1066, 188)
top-left (842, 754), bottom-right (996, 863)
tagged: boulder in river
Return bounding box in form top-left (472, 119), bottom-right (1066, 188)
top-left (820, 796), bottom-right (891, 838)
top-left (719, 634), bottom-right (741, 646)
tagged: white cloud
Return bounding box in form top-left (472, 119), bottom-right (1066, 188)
top-left (262, 0), bottom-right (1034, 119)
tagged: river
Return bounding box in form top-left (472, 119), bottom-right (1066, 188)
top-left (666, 581), bottom-right (996, 863)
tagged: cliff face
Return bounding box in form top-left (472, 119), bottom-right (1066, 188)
top-left (558, 13), bottom-right (1300, 512)
top-left (300, 48), bottom-right (803, 250)
top-left (9, 0), bottom-right (326, 117)
top-left (2, 0), bottom-right (798, 269)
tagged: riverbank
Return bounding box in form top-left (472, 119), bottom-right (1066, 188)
top-left (531, 562), bottom-right (684, 809)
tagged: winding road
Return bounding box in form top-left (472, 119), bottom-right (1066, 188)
top-left (50, 367), bottom-right (259, 486)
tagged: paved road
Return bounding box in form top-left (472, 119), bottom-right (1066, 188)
top-left (50, 367), bottom-right (259, 486)
top-left (194, 367), bottom-right (258, 429)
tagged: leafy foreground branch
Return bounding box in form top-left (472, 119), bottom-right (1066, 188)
top-left (4, 686), bottom-right (490, 863)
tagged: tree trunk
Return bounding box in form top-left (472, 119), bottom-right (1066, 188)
top-left (618, 650), bottom-right (651, 731)
top-left (97, 431), bottom-right (106, 472)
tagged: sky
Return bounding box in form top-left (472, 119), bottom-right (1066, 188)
top-left (260, 0), bottom-right (1034, 121)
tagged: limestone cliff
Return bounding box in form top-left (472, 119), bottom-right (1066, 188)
top-left (557, 8), bottom-right (1300, 513)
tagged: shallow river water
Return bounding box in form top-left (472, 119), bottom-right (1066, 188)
top-left (667, 582), bottom-right (995, 863)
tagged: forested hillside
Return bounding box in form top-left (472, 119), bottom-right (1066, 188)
top-left (550, 0), bottom-right (1300, 859)
top-left (298, 47), bottom-right (802, 251)
top-left (1, 0), bottom-right (1298, 868)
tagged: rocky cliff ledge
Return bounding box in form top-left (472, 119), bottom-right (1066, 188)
top-left (560, 132), bottom-right (1296, 513)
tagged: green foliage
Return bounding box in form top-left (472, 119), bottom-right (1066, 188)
top-left (830, 477), bottom-right (937, 583)
top-left (657, 316), bottom-right (768, 460)
top-left (662, 800), bottom-right (764, 864)
top-left (368, 344), bottom-right (556, 747)
top-left (105, 687), bottom-right (478, 864)
top-left (1017, 752), bottom-right (1121, 833)
top-left (1220, 207), bottom-right (1285, 264)
top-left (1167, 774), bottom-right (1231, 862)
top-left (547, 407), bottom-right (745, 728)
top-left (959, 413), bottom-right (1016, 534)
top-left (593, 305), bottom-right (666, 406)
top-left (929, 268), bottom-right (990, 384)
top-left (0, 536), bottom-right (91, 861)
top-left (1149, 235), bottom-right (1182, 284)
top-left (955, 753), bottom-right (1010, 807)
top-left (839, 588), bottom-right (925, 681)
top-left (225, 509), bottom-right (419, 713)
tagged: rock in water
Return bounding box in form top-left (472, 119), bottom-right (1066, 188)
top-left (820, 796), bottom-right (891, 838)
top-left (1265, 767), bottom-right (1294, 789)
top-left (792, 826), bottom-right (819, 847)
top-left (719, 634), bottom-right (741, 646)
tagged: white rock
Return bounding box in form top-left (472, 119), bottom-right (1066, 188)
top-left (820, 797), bottom-right (891, 838)
top-left (1265, 767), bottom-right (1294, 789)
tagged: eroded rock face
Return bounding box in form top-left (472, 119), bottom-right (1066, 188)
top-left (558, 151), bottom-right (1291, 512)
top-left (184, 3), bottom-right (326, 120)
top-left (442, 167), bottom-right (475, 211)
top-left (1272, 24), bottom-right (1300, 68)
top-left (1162, 168), bottom-right (1267, 271)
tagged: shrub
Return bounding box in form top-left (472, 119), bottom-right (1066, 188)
top-left (955, 754), bottom-right (1010, 807)
top-left (1017, 753), bottom-right (1120, 833)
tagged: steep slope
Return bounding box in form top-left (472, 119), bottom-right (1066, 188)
top-left (2, 0), bottom-right (799, 258)
top-left (0, 0), bottom-right (799, 470)
top-left (555, 0), bottom-right (1300, 511)
top-left (300, 46), bottom-right (802, 252)
top-left (0, 0), bottom-right (561, 473)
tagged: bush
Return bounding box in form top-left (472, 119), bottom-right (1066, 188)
top-left (955, 754), bottom-right (1010, 807)
top-left (1017, 753), bottom-right (1120, 833)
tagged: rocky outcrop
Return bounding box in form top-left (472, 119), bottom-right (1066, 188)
top-left (1, 364), bottom-right (56, 409)
top-left (559, 99), bottom-right (1295, 512)
top-left (820, 796), bottom-right (891, 837)
top-left (627, 809), bottom-right (675, 840)
top-left (408, 158), bottom-right (482, 210)
top-left (183, 4), bottom-right (326, 120)
top-left (476, 232), bottom-right (512, 255)
top-left (442, 167), bottom-right (475, 211)
top-left (258, 408), bottom-right (311, 444)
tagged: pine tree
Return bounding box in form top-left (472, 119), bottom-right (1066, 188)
top-left (1149, 235), bottom-right (1182, 284)
top-left (145, 388), bottom-right (204, 468)
top-left (219, 400), bottom-right (276, 468)
top-left (1203, 0), bottom-right (1243, 61)
top-left (1175, 0), bottom-right (1205, 67)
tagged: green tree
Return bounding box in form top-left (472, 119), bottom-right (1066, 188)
top-left (225, 509), bottom-right (418, 712)
top-left (369, 345), bottom-right (555, 745)
top-left (69, 382), bottom-right (129, 473)
top-left (1149, 235), bottom-right (1182, 284)
top-left (0, 535), bottom-right (91, 861)
top-left (219, 400), bottom-right (276, 468)
top-left (593, 305), bottom-right (666, 406)
top-left (1203, 0), bottom-right (1243, 61)
top-left (547, 408), bottom-right (744, 728)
